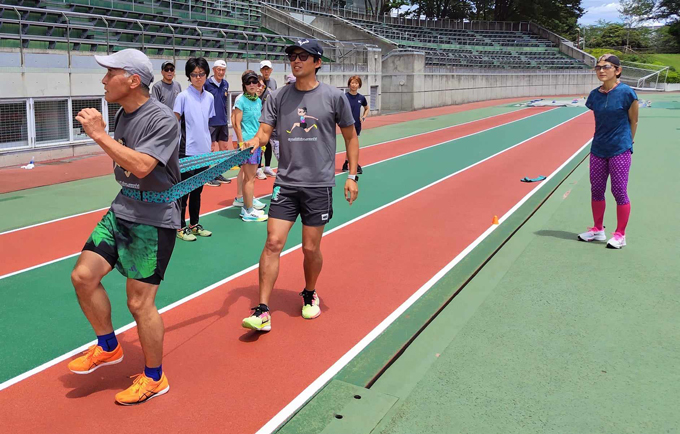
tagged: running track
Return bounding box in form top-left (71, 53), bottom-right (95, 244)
top-left (0, 106), bottom-right (594, 433)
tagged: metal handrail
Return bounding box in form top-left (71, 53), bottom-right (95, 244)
top-left (61, 12), bottom-right (71, 69)
top-left (102, 17), bottom-right (110, 54)
top-left (196, 27), bottom-right (203, 57)
top-left (135, 20), bottom-right (145, 51)
top-left (12, 7), bottom-right (23, 67)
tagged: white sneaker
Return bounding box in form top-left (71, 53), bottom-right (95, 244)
top-left (606, 232), bottom-right (626, 249)
top-left (240, 207), bottom-right (268, 222)
top-left (253, 197), bottom-right (266, 210)
top-left (578, 227), bottom-right (606, 242)
top-left (263, 167), bottom-right (276, 177)
top-left (256, 168), bottom-right (267, 180)
top-left (233, 197), bottom-right (244, 207)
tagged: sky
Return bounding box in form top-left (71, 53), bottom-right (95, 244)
top-left (579, 0), bottom-right (624, 25)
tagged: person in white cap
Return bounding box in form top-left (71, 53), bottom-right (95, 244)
top-left (204, 59), bottom-right (231, 186)
top-left (151, 60), bottom-right (181, 110)
top-left (259, 59), bottom-right (277, 91)
top-left (257, 60), bottom-right (278, 179)
top-left (67, 48), bottom-right (180, 405)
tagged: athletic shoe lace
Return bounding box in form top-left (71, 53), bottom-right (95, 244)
top-left (250, 306), bottom-right (268, 318)
top-left (193, 224), bottom-right (204, 231)
top-left (82, 345), bottom-right (102, 362)
top-left (587, 227), bottom-right (602, 233)
top-left (128, 373), bottom-right (153, 393)
top-left (299, 291), bottom-right (315, 306)
top-left (611, 232), bottom-right (624, 241)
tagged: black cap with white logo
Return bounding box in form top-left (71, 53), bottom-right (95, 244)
top-left (285, 39), bottom-right (324, 57)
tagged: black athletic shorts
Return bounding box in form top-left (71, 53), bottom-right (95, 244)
top-left (82, 210), bottom-right (176, 285)
top-left (269, 185), bottom-right (333, 227)
top-left (210, 124), bottom-right (230, 142)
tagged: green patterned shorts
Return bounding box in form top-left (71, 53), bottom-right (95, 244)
top-left (83, 210), bottom-right (176, 284)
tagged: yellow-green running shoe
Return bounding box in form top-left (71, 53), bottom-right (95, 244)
top-left (177, 227), bottom-right (197, 242)
top-left (191, 224), bottom-right (212, 237)
top-left (300, 290), bottom-right (321, 319)
top-left (242, 305), bottom-right (271, 331)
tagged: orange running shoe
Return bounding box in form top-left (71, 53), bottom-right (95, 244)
top-left (68, 344), bottom-right (124, 374)
top-left (115, 373), bottom-right (170, 405)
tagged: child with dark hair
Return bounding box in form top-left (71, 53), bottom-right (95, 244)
top-left (173, 57), bottom-right (215, 241)
top-left (578, 54), bottom-right (639, 249)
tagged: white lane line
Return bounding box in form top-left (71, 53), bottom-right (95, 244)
top-left (0, 107), bottom-right (535, 237)
top-left (255, 137), bottom-right (594, 434)
top-left (0, 110), bottom-right (585, 393)
top-left (0, 108), bottom-right (554, 281)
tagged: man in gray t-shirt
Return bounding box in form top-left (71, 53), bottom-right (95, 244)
top-left (151, 61), bottom-right (182, 109)
top-left (68, 49), bottom-right (180, 405)
top-left (241, 39), bottom-right (360, 333)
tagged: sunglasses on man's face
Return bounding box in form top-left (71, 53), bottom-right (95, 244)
top-left (594, 64), bottom-right (615, 71)
top-left (190, 72), bottom-right (207, 79)
top-left (288, 52), bottom-right (311, 62)
top-left (163, 67), bottom-right (174, 72)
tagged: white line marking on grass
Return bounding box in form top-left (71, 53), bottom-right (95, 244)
top-left (0, 108), bottom-right (537, 237)
top-left (0, 109), bottom-right (555, 280)
top-left (0, 111), bottom-right (586, 394)
top-left (253, 141), bottom-right (593, 434)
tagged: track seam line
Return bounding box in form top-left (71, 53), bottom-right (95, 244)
top-left (0, 109), bottom-right (583, 393)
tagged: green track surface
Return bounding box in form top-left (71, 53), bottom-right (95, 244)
top-left (0, 107), bottom-right (579, 386)
top-left (0, 105), bottom-right (521, 233)
top-left (279, 95), bottom-right (680, 433)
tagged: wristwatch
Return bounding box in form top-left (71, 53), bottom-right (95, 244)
top-left (348, 174), bottom-right (359, 182)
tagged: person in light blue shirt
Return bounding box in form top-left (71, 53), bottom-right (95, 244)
top-left (233, 70), bottom-right (267, 222)
top-left (173, 57), bottom-right (215, 240)
top-left (578, 54), bottom-right (639, 249)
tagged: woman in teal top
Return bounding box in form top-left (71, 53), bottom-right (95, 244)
top-left (233, 70), bottom-right (267, 222)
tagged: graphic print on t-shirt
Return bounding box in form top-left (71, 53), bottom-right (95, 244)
top-left (286, 107), bottom-right (319, 134)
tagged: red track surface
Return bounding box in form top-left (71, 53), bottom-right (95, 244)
top-left (0, 108), bottom-right (551, 277)
top-left (0, 112), bottom-right (594, 433)
top-left (0, 96), bottom-right (560, 194)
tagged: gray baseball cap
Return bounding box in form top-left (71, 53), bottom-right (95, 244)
top-left (94, 49), bottom-right (155, 87)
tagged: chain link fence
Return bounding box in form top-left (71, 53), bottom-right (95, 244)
top-left (0, 97), bottom-right (122, 152)
top-left (72, 98), bottom-right (103, 141)
top-left (0, 101), bottom-right (29, 151)
top-left (34, 100), bottom-right (70, 146)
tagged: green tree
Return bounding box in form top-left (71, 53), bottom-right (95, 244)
top-left (619, 0), bottom-right (655, 48)
top-left (656, 0), bottom-right (680, 47)
top-left (493, 0), bottom-right (584, 37)
top-left (408, 0), bottom-right (473, 19)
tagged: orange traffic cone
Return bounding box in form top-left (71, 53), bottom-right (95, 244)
top-left (492, 215), bottom-right (499, 225)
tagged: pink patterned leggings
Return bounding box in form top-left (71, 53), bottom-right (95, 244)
top-left (590, 150), bottom-right (631, 205)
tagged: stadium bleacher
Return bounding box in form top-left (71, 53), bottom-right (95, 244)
top-left (0, 0), bottom-right (284, 59)
top-left (0, 0), bottom-right (590, 68)
top-left (349, 18), bottom-right (589, 70)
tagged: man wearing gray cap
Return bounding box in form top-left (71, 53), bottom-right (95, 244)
top-left (67, 48), bottom-right (180, 405)
top-left (151, 60), bottom-right (182, 110)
